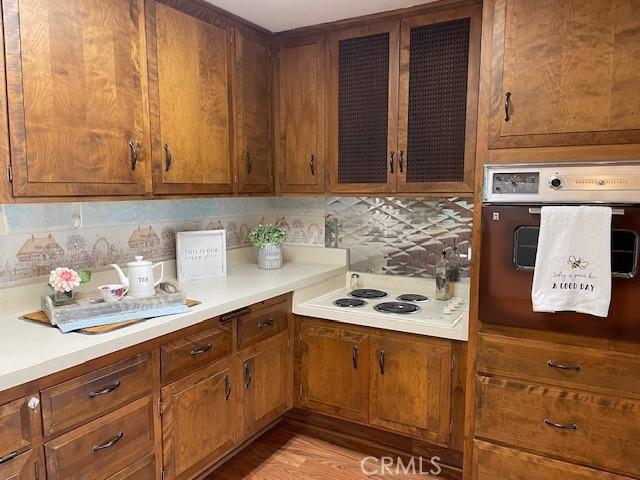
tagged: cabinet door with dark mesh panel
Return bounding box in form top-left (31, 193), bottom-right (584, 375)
top-left (397, 6), bottom-right (481, 193)
top-left (327, 23), bottom-right (399, 193)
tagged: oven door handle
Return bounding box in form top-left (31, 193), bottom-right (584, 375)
top-left (528, 207), bottom-right (625, 215)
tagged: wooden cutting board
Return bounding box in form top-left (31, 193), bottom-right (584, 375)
top-left (20, 299), bottom-right (201, 335)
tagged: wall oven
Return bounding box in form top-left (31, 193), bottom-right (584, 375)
top-left (479, 162), bottom-right (640, 341)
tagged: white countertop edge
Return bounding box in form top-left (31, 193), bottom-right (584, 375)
top-left (0, 248), bottom-right (349, 392)
top-left (293, 304), bottom-right (469, 342)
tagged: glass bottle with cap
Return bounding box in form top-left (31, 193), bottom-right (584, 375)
top-left (435, 251), bottom-right (451, 301)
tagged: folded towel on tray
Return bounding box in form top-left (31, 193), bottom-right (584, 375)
top-left (531, 206), bottom-right (612, 317)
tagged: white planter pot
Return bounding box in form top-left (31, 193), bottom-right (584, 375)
top-left (257, 243), bottom-right (283, 270)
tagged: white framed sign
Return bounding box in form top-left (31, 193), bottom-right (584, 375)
top-left (176, 230), bottom-right (227, 281)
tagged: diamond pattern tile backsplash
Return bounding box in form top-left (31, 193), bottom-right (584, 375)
top-left (325, 197), bottom-right (473, 278)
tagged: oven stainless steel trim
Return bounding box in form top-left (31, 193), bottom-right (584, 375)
top-left (528, 207), bottom-right (626, 215)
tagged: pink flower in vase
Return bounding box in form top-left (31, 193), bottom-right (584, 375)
top-left (49, 267), bottom-right (81, 293)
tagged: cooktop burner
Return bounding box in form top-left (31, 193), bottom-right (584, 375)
top-left (333, 298), bottom-right (367, 308)
top-left (396, 294), bottom-right (430, 302)
top-left (349, 289), bottom-right (388, 299)
top-left (374, 302), bottom-right (421, 315)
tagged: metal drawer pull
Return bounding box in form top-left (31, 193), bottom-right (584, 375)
top-left (163, 144), bottom-right (172, 172)
top-left (246, 151), bottom-right (252, 175)
top-left (352, 344), bottom-right (359, 370)
top-left (190, 343), bottom-right (213, 356)
top-left (504, 91), bottom-right (511, 122)
top-left (547, 360), bottom-right (582, 371)
top-left (224, 374), bottom-right (232, 400)
top-left (92, 432), bottom-right (124, 453)
top-left (544, 419), bottom-right (578, 431)
top-left (257, 319), bottom-right (274, 329)
top-left (0, 452), bottom-right (17, 465)
top-left (379, 350), bottom-right (385, 375)
top-left (399, 150), bottom-right (404, 173)
top-left (88, 381), bottom-right (121, 398)
top-left (389, 151), bottom-right (395, 174)
top-left (244, 363), bottom-right (252, 389)
top-left (129, 140), bottom-right (138, 170)
top-left (310, 154), bottom-right (315, 176)
top-left (529, 207), bottom-right (624, 216)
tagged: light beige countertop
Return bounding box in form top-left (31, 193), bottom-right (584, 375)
top-left (0, 246), bottom-right (347, 392)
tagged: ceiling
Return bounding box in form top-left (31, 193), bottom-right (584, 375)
top-left (206, 0), bottom-right (431, 32)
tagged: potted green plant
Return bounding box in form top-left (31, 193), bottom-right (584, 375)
top-left (248, 224), bottom-right (287, 270)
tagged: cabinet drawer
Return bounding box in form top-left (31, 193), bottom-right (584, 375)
top-left (477, 333), bottom-right (640, 398)
top-left (45, 396), bottom-right (154, 480)
top-left (41, 352), bottom-right (153, 437)
top-left (473, 440), bottom-right (634, 480)
top-left (107, 454), bottom-right (156, 480)
top-left (476, 376), bottom-right (640, 477)
top-left (161, 322), bottom-right (232, 384)
top-left (0, 449), bottom-right (42, 480)
top-left (237, 301), bottom-right (288, 350)
top-left (0, 395), bottom-right (41, 458)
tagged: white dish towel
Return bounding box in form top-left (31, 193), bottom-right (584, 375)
top-left (532, 206), bottom-right (612, 317)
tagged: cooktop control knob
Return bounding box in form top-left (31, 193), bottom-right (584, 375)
top-left (549, 176), bottom-right (563, 189)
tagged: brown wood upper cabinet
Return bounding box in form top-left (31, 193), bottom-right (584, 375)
top-left (277, 36), bottom-right (325, 194)
top-left (147, 1), bottom-right (235, 194)
top-left (328, 8), bottom-right (480, 194)
top-left (235, 27), bottom-right (274, 194)
top-left (397, 6), bottom-right (480, 193)
top-left (2, 0), bottom-right (150, 197)
top-left (327, 23), bottom-right (400, 193)
top-left (487, 0), bottom-right (640, 149)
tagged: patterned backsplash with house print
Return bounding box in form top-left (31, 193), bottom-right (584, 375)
top-left (0, 197), bottom-right (325, 288)
top-left (325, 197), bottom-right (473, 278)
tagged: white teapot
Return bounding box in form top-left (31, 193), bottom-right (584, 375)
top-left (110, 256), bottom-right (163, 299)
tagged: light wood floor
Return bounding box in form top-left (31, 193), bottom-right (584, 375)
top-left (208, 423), bottom-right (458, 479)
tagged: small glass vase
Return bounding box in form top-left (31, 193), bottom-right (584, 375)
top-left (48, 285), bottom-right (76, 307)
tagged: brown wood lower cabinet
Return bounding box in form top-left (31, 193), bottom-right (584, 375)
top-left (475, 375), bottom-right (640, 478)
top-left (107, 454), bottom-right (156, 480)
top-left (297, 317), bottom-right (458, 448)
top-left (472, 440), bottom-right (634, 480)
top-left (161, 356), bottom-right (237, 480)
top-left (0, 449), bottom-right (43, 480)
top-left (300, 322), bottom-right (370, 423)
top-left (369, 335), bottom-right (452, 445)
top-left (44, 395), bottom-right (155, 480)
top-left (240, 332), bottom-right (291, 438)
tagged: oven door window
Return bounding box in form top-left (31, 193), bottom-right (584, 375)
top-left (514, 227), bottom-right (639, 278)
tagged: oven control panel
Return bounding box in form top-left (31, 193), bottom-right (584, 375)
top-left (484, 162), bottom-right (640, 203)
top-left (492, 172), bottom-right (539, 194)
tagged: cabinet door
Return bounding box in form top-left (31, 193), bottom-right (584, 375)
top-left (148, 1), bottom-right (235, 194)
top-left (0, 449), bottom-right (43, 480)
top-left (277, 36), bottom-right (325, 193)
top-left (240, 332), bottom-right (291, 438)
top-left (161, 357), bottom-right (236, 480)
top-left (397, 6), bottom-right (481, 193)
top-left (327, 23), bottom-right (399, 193)
top-left (488, 0), bottom-right (640, 148)
top-left (235, 27), bottom-right (273, 194)
top-left (370, 336), bottom-right (452, 446)
top-left (300, 322), bottom-right (369, 423)
top-left (3, 0), bottom-right (150, 197)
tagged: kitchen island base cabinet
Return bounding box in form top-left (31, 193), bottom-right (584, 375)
top-left (299, 323), bottom-right (370, 423)
top-left (161, 357), bottom-right (237, 480)
top-left (240, 332), bottom-right (291, 439)
top-left (369, 336), bottom-right (452, 446)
